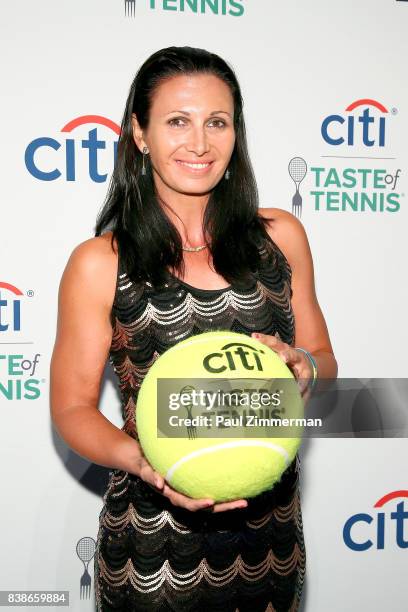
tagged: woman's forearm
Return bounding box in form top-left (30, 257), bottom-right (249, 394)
top-left (309, 350), bottom-right (338, 395)
top-left (311, 350), bottom-right (338, 379)
top-left (51, 404), bottom-right (141, 473)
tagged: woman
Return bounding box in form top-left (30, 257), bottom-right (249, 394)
top-left (50, 46), bottom-right (337, 611)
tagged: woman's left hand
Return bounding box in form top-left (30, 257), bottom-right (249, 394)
top-left (251, 332), bottom-right (313, 403)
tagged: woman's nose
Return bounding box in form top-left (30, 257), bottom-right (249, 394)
top-left (186, 125), bottom-right (210, 155)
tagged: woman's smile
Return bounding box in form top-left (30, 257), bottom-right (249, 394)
top-left (175, 159), bottom-right (214, 173)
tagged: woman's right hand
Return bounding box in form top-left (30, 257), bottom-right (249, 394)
top-left (134, 452), bottom-right (248, 514)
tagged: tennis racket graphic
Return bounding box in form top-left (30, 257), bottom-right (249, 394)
top-left (288, 157), bottom-right (307, 218)
top-left (76, 536), bottom-right (96, 600)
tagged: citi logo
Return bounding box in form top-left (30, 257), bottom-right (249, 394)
top-left (321, 99), bottom-right (393, 148)
top-left (203, 342), bottom-right (266, 374)
top-left (343, 490), bottom-right (408, 551)
top-left (25, 115), bottom-right (120, 182)
top-left (0, 282), bottom-right (23, 332)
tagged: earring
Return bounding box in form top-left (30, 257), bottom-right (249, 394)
top-left (141, 146), bottom-right (149, 175)
top-left (225, 168), bottom-right (230, 180)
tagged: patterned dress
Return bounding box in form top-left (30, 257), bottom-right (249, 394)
top-left (94, 234), bottom-right (306, 611)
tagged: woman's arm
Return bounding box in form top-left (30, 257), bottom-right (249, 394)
top-left (49, 234), bottom-right (247, 513)
top-left (259, 208), bottom-right (338, 384)
top-left (50, 235), bottom-right (142, 472)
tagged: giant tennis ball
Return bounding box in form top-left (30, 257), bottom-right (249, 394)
top-left (136, 330), bottom-right (304, 502)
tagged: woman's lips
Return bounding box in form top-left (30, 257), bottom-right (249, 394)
top-left (175, 160), bottom-right (214, 173)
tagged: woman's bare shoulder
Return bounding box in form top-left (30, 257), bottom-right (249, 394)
top-left (71, 229), bottom-right (117, 255)
top-left (67, 231), bottom-right (117, 273)
top-left (258, 207), bottom-right (311, 269)
top-left (62, 230), bottom-right (118, 310)
top-left (258, 206), bottom-right (300, 226)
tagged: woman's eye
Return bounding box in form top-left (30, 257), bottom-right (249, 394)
top-left (209, 119), bottom-right (226, 128)
top-left (168, 118), bottom-right (186, 127)
top-left (168, 118), bottom-right (226, 128)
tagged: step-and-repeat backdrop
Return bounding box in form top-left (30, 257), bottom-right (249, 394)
top-left (1, 1), bottom-right (407, 610)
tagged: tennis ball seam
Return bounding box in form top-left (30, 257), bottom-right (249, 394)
top-left (165, 440), bottom-right (290, 484)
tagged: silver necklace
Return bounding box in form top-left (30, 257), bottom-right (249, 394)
top-left (182, 244), bottom-right (208, 252)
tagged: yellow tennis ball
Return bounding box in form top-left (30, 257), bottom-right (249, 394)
top-left (136, 330), bottom-right (304, 502)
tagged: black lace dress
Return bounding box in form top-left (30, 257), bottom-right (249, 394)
top-left (94, 235), bottom-right (306, 612)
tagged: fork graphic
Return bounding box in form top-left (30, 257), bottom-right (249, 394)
top-left (180, 385), bottom-right (198, 439)
top-left (125, 0), bottom-right (136, 17)
top-left (80, 567), bottom-right (91, 600)
top-left (185, 402), bottom-right (197, 439)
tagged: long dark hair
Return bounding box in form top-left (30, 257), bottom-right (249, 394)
top-left (94, 45), bottom-right (273, 288)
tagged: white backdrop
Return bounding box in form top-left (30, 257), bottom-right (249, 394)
top-left (1, 1), bottom-right (408, 610)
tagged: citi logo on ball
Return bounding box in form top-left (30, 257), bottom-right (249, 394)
top-left (321, 99), bottom-right (391, 147)
top-left (0, 282), bottom-right (23, 332)
top-left (343, 490), bottom-right (408, 550)
top-left (203, 342), bottom-right (266, 373)
top-left (25, 115), bottom-right (120, 182)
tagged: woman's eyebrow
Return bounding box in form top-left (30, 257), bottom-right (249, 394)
top-left (165, 110), bottom-right (231, 117)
